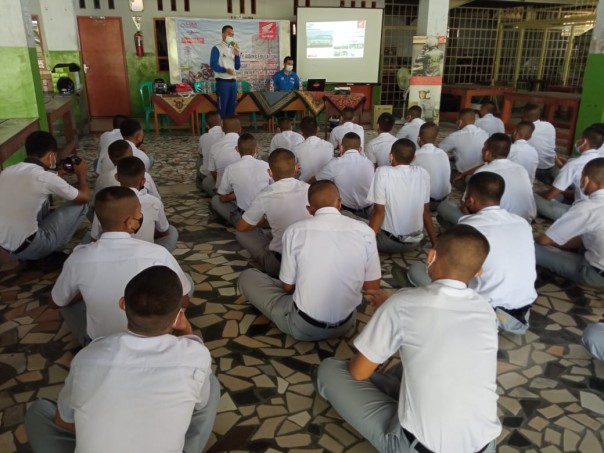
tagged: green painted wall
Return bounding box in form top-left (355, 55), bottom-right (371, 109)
top-left (46, 50), bottom-right (82, 73)
top-left (576, 53), bottom-right (604, 141)
top-left (126, 52), bottom-right (163, 118)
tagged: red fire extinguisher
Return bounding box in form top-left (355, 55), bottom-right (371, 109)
top-left (135, 31), bottom-right (144, 57)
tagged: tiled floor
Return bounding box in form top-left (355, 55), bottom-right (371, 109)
top-left (1, 124), bottom-right (603, 453)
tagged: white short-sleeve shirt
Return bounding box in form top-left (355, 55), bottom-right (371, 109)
top-left (217, 155), bottom-right (271, 211)
top-left (96, 129), bottom-right (123, 173)
top-left (292, 136), bottom-right (334, 182)
top-left (242, 177), bottom-right (312, 253)
top-left (207, 132), bottom-right (240, 187)
top-left (270, 130), bottom-right (305, 153)
top-left (94, 167), bottom-right (160, 204)
top-left (365, 132), bottom-right (397, 167)
top-left (474, 159), bottom-right (536, 222)
top-left (125, 139), bottom-right (152, 171)
top-left (395, 118), bottom-right (425, 149)
top-left (57, 332), bottom-right (213, 453)
top-left (460, 206), bottom-right (537, 310)
top-left (51, 232), bottom-right (191, 339)
top-left (329, 122), bottom-right (365, 150)
top-left (198, 125), bottom-right (225, 175)
top-left (528, 120), bottom-right (557, 169)
top-left (367, 165), bottom-right (430, 237)
top-left (91, 188), bottom-right (169, 242)
top-left (280, 207), bottom-right (381, 323)
top-left (98, 129), bottom-right (123, 156)
top-left (314, 150), bottom-right (374, 210)
top-left (0, 162), bottom-right (79, 251)
top-left (354, 280), bottom-right (501, 453)
top-left (508, 139), bottom-right (539, 183)
top-left (439, 124), bottom-right (489, 173)
top-left (413, 143), bottom-right (452, 200)
top-left (552, 149), bottom-right (600, 202)
top-left (475, 113), bottom-right (505, 136)
top-left (546, 189), bottom-right (604, 270)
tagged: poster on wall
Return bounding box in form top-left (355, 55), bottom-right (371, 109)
top-left (409, 35), bottom-right (446, 123)
top-left (167, 18), bottom-right (289, 91)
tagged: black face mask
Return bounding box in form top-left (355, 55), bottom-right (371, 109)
top-left (132, 214), bottom-right (144, 234)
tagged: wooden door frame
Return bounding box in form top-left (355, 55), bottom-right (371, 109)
top-left (77, 16), bottom-right (132, 117)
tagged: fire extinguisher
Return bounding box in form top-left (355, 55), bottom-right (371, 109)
top-left (135, 31), bottom-right (144, 57)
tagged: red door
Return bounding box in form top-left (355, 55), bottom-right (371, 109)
top-left (77, 17), bottom-right (131, 117)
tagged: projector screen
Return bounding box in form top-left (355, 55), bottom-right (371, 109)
top-left (296, 7), bottom-right (384, 84)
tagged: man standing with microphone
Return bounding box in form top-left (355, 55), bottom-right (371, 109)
top-left (211, 25), bottom-right (241, 118)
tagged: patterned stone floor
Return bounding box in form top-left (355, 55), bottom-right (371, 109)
top-left (1, 123), bottom-right (603, 452)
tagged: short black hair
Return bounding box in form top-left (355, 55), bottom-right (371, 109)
top-left (390, 138), bottom-right (416, 164)
top-left (300, 116), bottom-right (318, 136)
top-left (283, 56), bottom-right (293, 64)
top-left (583, 157), bottom-right (604, 185)
top-left (407, 105), bottom-right (422, 118)
top-left (117, 156), bottom-right (146, 181)
top-left (377, 113), bottom-right (395, 132)
top-left (120, 118), bottom-right (142, 138)
top-left (222, 25), bottom-right (233, 33)
top-left (112, 115), bottom-right (129, 129)
top-left (108, 139), bottom-right (132, 163)
top-left (278, 117), bottom-right (292, 130)
top-left (485, 133), bottom-right (512, 158)
top-left (237, 132), bottom-right (256, 155)
top-left (466, 171), bottom-right (505, 203)
top-left (206, 111), bottom-right (221, 127)
top-left (341, 107), bottom-right (355, 121)
top-left (124, 266), bottom-right (183, 334)
top-left (25, 131), bottom-right (58, 158)
top-left (481, 101), bottom-right (496, 113)
top-left (341, 132), bottom-right (361, 150)
top-left (582, 126), bottom-right (604, 150)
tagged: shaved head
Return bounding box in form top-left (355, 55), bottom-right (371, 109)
top-left (522, 104), bottom-right (541, 122)
top-left (308, 180), bottom-right (340, 210)
top-left (268, 148), bottom-right (296, 179)
top-left (237, 133), bottom-right (257, 156)
top-left (466, 171), bottom-right (505, 205)
top-left (583, 157), bottom-right (604, 186)
top-left (342, 132), bottom-right (361, 151)
top-left (419, 122), bottom-right (438, 144)
top-left (459, 108), bottom-right (476, 125)
top-left (515, 121), bottom-right (535, 140)
top-left (95, 186), bottom-right (140, 231)
top-left (435, 224), bottom-right (490, 281)
top-left (391, 138), bottom-right (416, 165)
top-left (222, 115), bottom-right (241, 134)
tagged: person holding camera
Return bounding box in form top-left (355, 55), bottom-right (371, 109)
top-left (0, 131), bottom-right (90, 263)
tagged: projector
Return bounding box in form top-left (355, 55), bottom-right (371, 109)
top-left (334, 86), bottom-right (351, 95)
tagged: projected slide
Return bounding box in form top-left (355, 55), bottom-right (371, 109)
top-left (306, 20), bottom-right (366, 59)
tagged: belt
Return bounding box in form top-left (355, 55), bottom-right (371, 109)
top-left (293, 302), bottom-right (353, 329)
top-left (215, 78), bottom-right (236, 83)
top-left (403, 429), bottom-right (488, 453)
top-left (430, 197), bottom-right (446, 202)
top-left (13, 232), bottom-right (36, 254)
top-left (383, 230), bottom-right (423, 244)
top-left (341, 204), bottom-right (371, 214)
top-left (497, 304), bottom-right (531, 323)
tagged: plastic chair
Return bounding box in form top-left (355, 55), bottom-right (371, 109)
top-left (240, 81), bottom-right (258, 130)
top-left (139, 81), bottom-right (154, 133)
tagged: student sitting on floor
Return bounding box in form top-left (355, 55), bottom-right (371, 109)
top-left (95, 114), bottom-right (127, 174)
top-left (0, 131), bottom-right (90, 263)
top-left (292, 116), bottom-right (334, 182)
top-left (238, 180), bottom-right (381, 342)
top-left (202, 115), bottom-right (241, 196)
top-left (109, 118), bottom-right (154, 173)
top-left (508, 121), bottom-right (539, 184)
top-left (412, 122), bottom-right (451, 211)
top-left (534, 125), bottom-right (604, 221)
top-left (91, 157), bottom-right (178, 252)
top-left (94, 139), bottom-right (160, 202)
top-left (26, 266), bottom-right (219, 453)
top-left (475, 100), bottom-right (505, 136)
top-left (211, 133), bottom-right (271, 226)
top-left (367, 138), bottom-right (436, 253)
top-left (311, 132), bottom-right (374, 219)
top-left (51, 186), bottom-right (193, 346)
top-left (365, 112), bottom-right (398, 168)
top-left (269, 117), bottom-right (304, 154)
top-left (407, 172), bottom-right (537, 335)
top-left (583, 321), bottom-right (604, 362)
top-left (522, 103), bottom-right (558, 184)
top-left (439, 108), bottom-right (489, 178)
top-left (329, 106), bottom-right (365, 151)
top-left (235, 149), bottom-right (312, 278)
top-left (315, 225), bottom-right (501, 453)
top-left (535, 157), bottom-right (604, 289)
top-left (197, 111), bottom-right (224, 189)
top-left (395, 105), bottom-right (425, 149)
top-left (439, 133), bottom-right (536, 227)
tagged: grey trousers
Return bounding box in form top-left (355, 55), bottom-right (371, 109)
top-left (535, 166), bottom-right (559, 186)
top-left (583, 323), bottom-right (604, 361)
top-left (210, 196), bottom-right (243, 227)
top-left (376, 230), bottom-right (421, 254)
top-left (535, 244), bottom-right (604, 288)
top-left (201, 174), bottom-right (216, 197)
top-left (24, 374), bottom-right (220, 453)
top-left (534, 194), bottom-right (570, 221)
top-left (436, 199), bottom-right (463, 230)
top-left (14, 202), bottom-right (88, 261)
top-left (235, 229), bottom-right (281, 278)
top-left (237, 268), bottom-right (356, 341)
top-left (409, 262), bottom-right (530, 334)
top-left (155, 224), bottom-right (179, 253)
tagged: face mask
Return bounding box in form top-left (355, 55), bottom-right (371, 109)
top-left (132, 214), bottom-right (144, 235)
top-left (580, 178), bottom-right (589, 195)
top-left (285, 65), bottom-right (293, 72)
top-left (49, 153), bottom-right (57, 170)
top-left (427, 253), bottom-right (436, 270)
top-left (574, 140), bottom-right (583, 155)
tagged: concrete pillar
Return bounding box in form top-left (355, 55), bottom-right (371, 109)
top-left (417, 0), bottom-right (450, 37)
top-left (575, 2), bottom-right (604, 139)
